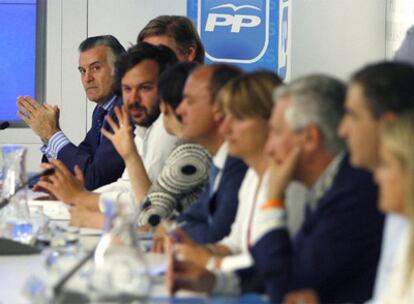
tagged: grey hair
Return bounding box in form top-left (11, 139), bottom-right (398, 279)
top-left (274, 74), bottom-right (346, 154)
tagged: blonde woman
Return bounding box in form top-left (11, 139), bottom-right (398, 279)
top-left (168, 70), bottom-right (282, 294)
top-left (376, 111), bottom-right (414, 303)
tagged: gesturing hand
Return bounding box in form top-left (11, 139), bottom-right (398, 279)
top-left (101, 105), bottom-right (137, 161)
top-left (16, 96), bottom-right (60, 142)
top-left (37, 160), bottom-right (85, 205)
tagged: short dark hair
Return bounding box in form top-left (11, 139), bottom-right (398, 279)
top-left (137, 15), bottom-right (205, 64)
top-left (78, 35), bottom-right (125, 62)
top-left (351, 62), bottom-right (414, 119)
top-left (159, 62), bottom-right (199, 111)
top-left (115, 42), bottom-right (178, 88)
top-left (208, 64), bottom-right (244, 102)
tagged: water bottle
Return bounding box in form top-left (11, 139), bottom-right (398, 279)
top-left (89, 193), bottom-right (152, 302)
top-left (0, 145), bottom-right (33, 243)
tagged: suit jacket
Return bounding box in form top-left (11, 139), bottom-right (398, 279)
top-left (250, 154), bottom-right (384, 303)
top-left (54, 95), bottom-right (125, 190)
top-left (178, 155), bottom-right (248, 244)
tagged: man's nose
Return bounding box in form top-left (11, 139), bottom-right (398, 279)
top-left (128, 90), bottom-right (142, 104)
top-left (85, 70), bottom-right (94, 82)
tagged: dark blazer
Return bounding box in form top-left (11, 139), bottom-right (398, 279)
top-left (178, 155), bottom-right (248, 244)
top-left (53, 95), bottom-right (125, 190)
top-left (250, 155), bottom-right (384, 303)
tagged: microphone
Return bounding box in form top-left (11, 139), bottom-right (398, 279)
top-left (0, 168), bottom-right (55, 209)
top-left (0, 121), bottom-right (10, 130)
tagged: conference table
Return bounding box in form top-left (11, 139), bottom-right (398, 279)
top-left (0, 199), bottom-right (268, 303)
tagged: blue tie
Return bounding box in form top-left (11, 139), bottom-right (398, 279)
top-left (208, 163), bottom-right (220, 197)
top-left (93, 107), bottom-right (107, 143)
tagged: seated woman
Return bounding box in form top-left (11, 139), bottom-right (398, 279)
top-left (167, 70), bottom-right (282, 283)
top-left (376, 111), bottom-right (414, 302)
top-left (70, 62), bottom-right (212, 228)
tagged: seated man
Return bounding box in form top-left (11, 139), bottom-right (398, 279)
top-left (38, 43), bottom-right (179, 216)
top-left (338, 61), bottom-right (414, 302)
top-left (138, 15), bottom-right (205, 64)
top-left (152, 64), bottom-right (247, 248)
top-left (249, 75), bottom-right (384, 303)
top-left (17, 35), bottom-right (126, 190)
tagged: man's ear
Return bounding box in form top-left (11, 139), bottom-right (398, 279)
top-left (186, 47), bottom-right (197, 62)
top-left (302, 124), bottom-right (322, 153)
top-left (212, 101), bottom-right (224, 123)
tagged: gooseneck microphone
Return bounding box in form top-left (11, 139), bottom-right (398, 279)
top-left (0, 168), bottom-right (55, 209)
top-left (0, 121), bottom-right (10, 130)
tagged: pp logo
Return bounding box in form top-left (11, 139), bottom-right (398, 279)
top-left (198, 0), bottom-right (269, 63)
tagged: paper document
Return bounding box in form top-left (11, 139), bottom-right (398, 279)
top-left (28, 200), bottom-right (71, 221)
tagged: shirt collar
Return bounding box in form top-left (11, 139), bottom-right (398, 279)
top-left (213, 142), bottom-right (229, 171)
top-left (98, 95), bottom-right (117, 111)
top-left (307, 152), bottom-right (345, 210)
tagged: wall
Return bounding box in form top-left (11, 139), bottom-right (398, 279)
top-left (0, 0), bottom-right (88, 172)
top-left (290, 0), bottom-right (386, 80)
top-left (1, 0), bottom-right (389, 171)
top-left (386, 0), bottom-right (414, 58)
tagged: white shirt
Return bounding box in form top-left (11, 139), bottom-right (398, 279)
top-left (371, 214), bottom-right (410, 302)
top-left (378, 226), bottom-right (413, 304)
top-left (96, 115), bottom-right (178, 208)
top-left (210, 142), bottom-right (228, 194)
top-left (218, 168), bottom-right (269, 272)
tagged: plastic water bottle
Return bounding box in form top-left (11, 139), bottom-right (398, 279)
top-left (0, 145), bottom-right (33, 243)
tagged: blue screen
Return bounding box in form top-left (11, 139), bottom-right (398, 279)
top-left (0, 0), bottom-right (37, 122)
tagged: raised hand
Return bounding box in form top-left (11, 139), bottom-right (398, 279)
top-left (16, 96), bottom-right (60, 142)
top-left (101, 105), bottom-right (137, 161)
top-left (102, 104), bottom-right (151, 202)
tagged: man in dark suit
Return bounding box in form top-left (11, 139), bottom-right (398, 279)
top-left (17, 35), bottom-right (126, 190)
top-left (338, 61), bottom-right (414, 302)
top-left (152, 64), bottom-right (246, 250)
top-left (249, 75), bottom-right (384, 303)
top-left (175, 64), bottom-right (247, 244)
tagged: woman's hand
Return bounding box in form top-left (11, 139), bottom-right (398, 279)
top-left (101, 105), bottom-right (137, 162)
